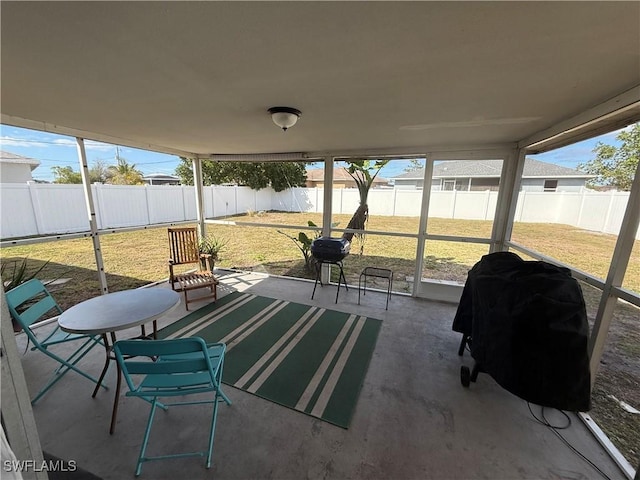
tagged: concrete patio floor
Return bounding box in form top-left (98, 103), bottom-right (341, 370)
top-left (13, 270), bottom-right (626, 480)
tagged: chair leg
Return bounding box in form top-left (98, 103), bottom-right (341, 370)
top-left (52, 335), bottom-right (102, 374)
top-left (206, 393), bottom-right (220, 468)
top-left (51, 334), bottom-right (102, 374)
top-left (216, 384), bottom-right (232, 406)
top-left (214, 358), bottom-right (232, 406)
top-left (206, 382), bottom-right (232, 468)
top-left (33, 345), bottom-right (107, 404)
top-left (135, 398), bottom-right (161, 476)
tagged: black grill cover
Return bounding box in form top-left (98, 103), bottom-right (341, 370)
top-left (453, 252), bottom-right (591, 412)
top-left (311, 237), bottom-right (351, 261)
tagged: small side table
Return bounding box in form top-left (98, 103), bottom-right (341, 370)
top-left (358, 267), bottom-right (393, 310)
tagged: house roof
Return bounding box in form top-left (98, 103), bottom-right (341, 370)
top-left (393, 158), bottom-right (593, 180)
top-left (0, 150), bottom-right (40, 170)
top-left (1, 2), bottom-right (638, 159)
top-left (142, 173), bottom-right (180, 181)
top-left (306, 168), bottom-right (388, 184)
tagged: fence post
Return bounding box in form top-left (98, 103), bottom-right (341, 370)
top-left (484, 190), bottom-right (491, 220)
top-left (94, 183), bottom-right (106, 229)
top-left (393, 188), bottom-right (398, 216)
top-left (234, 186), bottom-right (238, 214)
top-left (451, 190), bottom-right (457, 219)
top-left (26, 182), bottom-right (45, 235)
top-left (209, 185), bottom-right (214, 218)
top-left (576, 189), bottom-right (587, 230)
top-left (602, 190), bottom-right (616, 234)
top-left (518, 190), bottom-right (526, 222)
top-left (144, 184), bottom-right (152, 226)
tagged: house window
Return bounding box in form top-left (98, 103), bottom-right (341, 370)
top-left (443, 179), bottom-right (455, 191)
top-left (544, 179), bottom-right (558, 192)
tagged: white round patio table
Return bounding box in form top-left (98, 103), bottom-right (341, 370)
top-left (59, 288), bottom-right (180, 335)
top-left (59, 288), bottom-right (181, 434)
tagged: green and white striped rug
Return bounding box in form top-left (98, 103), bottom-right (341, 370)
top-left (157, 291), bottom-right (382, 428)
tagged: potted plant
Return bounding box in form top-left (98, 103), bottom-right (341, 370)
top-left (198, 235), bottom-right (227, 272)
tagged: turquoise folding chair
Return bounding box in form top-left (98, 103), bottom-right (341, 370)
top-left (5, 278), bottom-right (105, 404)
top-left (112, 337), bottom-right (232, 476)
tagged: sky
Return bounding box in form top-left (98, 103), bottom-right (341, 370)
top-left (0, 124), bottom-right (627, 183)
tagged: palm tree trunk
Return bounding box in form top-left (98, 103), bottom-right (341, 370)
top-left (342, 203), bottom-right (369, 247)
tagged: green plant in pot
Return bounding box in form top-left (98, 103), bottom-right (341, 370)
top-left (198, 235), bottom-right (227, 272)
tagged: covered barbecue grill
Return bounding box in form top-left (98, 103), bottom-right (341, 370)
top-left (311, 236), bottom-right (350, 262)
top-left (453, 251), bottom-right (591, 412)
top-left (310, 237), bottom-right (350, 302)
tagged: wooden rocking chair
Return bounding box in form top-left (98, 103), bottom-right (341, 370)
top-left (168, 227), bottom-right (218, 310)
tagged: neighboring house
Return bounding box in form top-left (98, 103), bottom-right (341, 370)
top-left (305, 167), bottom-right (388, 189)
top-left (142, 173), bottom-right (181, 185)
top-left (392, 158), bottom-right (594, 192)
top-left (0, 151), bottom-right (41, 183)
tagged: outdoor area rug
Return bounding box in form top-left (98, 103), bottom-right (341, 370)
top-left (156, 291), bottom-right (382, 428)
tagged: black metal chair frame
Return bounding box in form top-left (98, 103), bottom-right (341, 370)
top-left (358, 266), bottom-right (393, 310)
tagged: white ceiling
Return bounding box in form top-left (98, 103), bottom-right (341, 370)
top-left (1, 1), bottom-right (639, 158)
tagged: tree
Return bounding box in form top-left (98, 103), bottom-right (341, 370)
top-left (51, 161), bottom-right (114, 184)
top-left (106, 156), bottom-right (144, 185)
top-left (175, 158), bottom-right (307, 192)
top-left (404, 158), bottom-right (424, 172)
top-left (90, 159), bottom-right (110, 184)
top-left (578, 123), bottom-right (639, 191)
top-left (341, 159), bottom-right (389, 253)
top-left (52, 166), bottom-right (82, 184)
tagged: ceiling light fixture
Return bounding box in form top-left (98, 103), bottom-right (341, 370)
top-left (268, 106), bottom-right (301, 131)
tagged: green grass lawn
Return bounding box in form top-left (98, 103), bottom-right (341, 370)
top-left (1, 212), bottom-right (638, 310)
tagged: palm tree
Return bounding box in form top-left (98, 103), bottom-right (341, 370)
top-left (341, 159), bottom-right (389, 253)
top-left (107, 152), bottom-right (144, 185)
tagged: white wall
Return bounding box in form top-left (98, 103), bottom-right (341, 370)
top-left (520, 178), bottom-right (587, 192)
top-left (0, 164), bottom-right (34, 183)
top-left (0, 183), bottom-right (637, 240)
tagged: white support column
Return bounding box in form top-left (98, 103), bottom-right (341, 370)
top-left (588, 160), bottom-right (640, 385)
top-left (192, 157), bottom-right (205, 238)
top-left (321, 157), bottom-right (334, 283)
top-left (490, 148), bottom-right (525, 253)
top-left (1, 286), bottom-right (48, 480)
top-left (322, 157), bottom-right (334, 237)
top-left (77, 138), bottom-right (108, 294)
top-left (413, 155), bottom-right (434, 297)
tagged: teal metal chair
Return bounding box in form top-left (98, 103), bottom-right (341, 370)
top-left (112, 337), bottom-right (232, 476)
top-left (5, 278), bottom-right (105, 404)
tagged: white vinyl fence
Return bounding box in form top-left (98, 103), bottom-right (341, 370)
top-left (0, 183), bottom-right (637, 240)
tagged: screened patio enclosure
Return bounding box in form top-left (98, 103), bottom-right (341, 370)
top-left (1, 1), bottom-right (639, 477)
